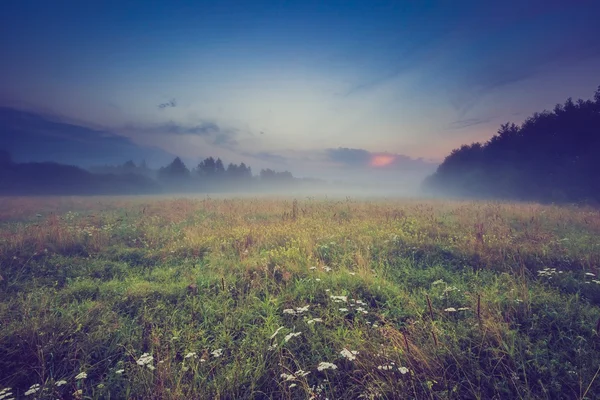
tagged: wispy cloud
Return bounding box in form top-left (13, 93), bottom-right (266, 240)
top-left (447, 117), bottom-right (493, 130)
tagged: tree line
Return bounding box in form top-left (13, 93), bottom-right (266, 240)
top-left (423, 86), bottom-right (600, 203)
top-left (0, 151), bottom-right (306, 195)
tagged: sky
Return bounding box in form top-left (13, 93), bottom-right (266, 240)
top-left (1, 0), bottom-right (599, 185)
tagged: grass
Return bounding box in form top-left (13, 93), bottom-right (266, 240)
top-left (0, 196), bottom-right (600, 399)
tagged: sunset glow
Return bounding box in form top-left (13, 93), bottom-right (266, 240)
top-left (370, 154), bottom-right (395, 167)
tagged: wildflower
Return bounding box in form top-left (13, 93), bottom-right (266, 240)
top-left (444, 307), bottom-right (457, 312)
top-left (330, 295), bottom-right (347, 303)
top-left (147, 365), bottom-right (156, 371)
top-left (399, 367), bottom-right (410, 374)
top-left (315, 278), bottom-right (321, 281)
top-left (457, 307), bottom-right (470, 311)
top-left (585, 272), bottom-right (596, 277)
top-left (349, 272), bottom-right (356, 276)
top-left (75, 372), bottom-right (87, 380)
top-left (339, 308), bottom-right (349, 312)
top-left (283, 309), bottom-right (296, 315)
top-left (372, 323), bottom-right (379, 328)
top-left (310, 266), bottom-right (317, 270)
top-left (136, 353), bottom-right (154, 366)
top-left (97, 384), bottom-right (105, 389)
top-left (0, 387), bottom-right (13, 400)
top-left (296, 305), bottom-right (310, 313)
top-left (270, 326), bottom-right (284, 339)
top-left (115, 369), bottom-right (125, 374)
top-left (284, 332), bottom-right (302, 343)
top-left (211, 349), bottom-right (223, 358)
top-left (323, 266), bottom-right (332, 272)
top-left (340, 348), bottom-right (358, 361)
top-left (281, 373), bottom-right (295, 381)
top-left (378, 365), bottom-right (393, 370)
top-left (184, 352), bottom-right (197, 359)
top-left (325, 289), bottom-right (330, 292)
top-left (356, 307), bottom-right (368, 314)
top-left (317, 362), bottom-right (338, 371)
top-left (289, 383), bottom-right (297, 388)
top-left (307, 318), bottom-right (323, 324)
top-left (296, 369), bottom-right (310, 377)
top-left (73, 389), bottom-right (83, 397)
top-left (24, 384), bottom-right (41, 396)
top-left (55, 380), bottom-right (68, 386)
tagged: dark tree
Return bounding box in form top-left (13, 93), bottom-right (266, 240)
top-left (424, 85), bottom-right (600, 203)
top-left (158, 157), bottom-right (190, 180)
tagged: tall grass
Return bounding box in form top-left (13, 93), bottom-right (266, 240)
top-left (0, 196), bottom-right (599, 399)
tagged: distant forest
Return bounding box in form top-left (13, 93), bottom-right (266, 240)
top-left (0, 151), bottom-right (320, 195)
top-left (424, 86), bottom-right (600, 203)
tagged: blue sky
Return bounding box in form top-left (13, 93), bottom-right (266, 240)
top-left (1, 0), bottom-right (599, 182)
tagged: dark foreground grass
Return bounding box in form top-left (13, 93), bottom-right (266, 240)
top-left (0, 196), bottom-right (600, 399)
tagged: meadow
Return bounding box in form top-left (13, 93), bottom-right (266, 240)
top-left (0, 195), bottom-right (599, 399)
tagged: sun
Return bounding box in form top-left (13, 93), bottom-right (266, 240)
top-left (370, 154), bottom-right (395, 167)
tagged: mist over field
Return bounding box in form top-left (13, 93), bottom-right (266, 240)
top-left (2, 1), bottom-right (600, 398)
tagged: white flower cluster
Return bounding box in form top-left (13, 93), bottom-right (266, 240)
top-left (340, 348), bottom-right (358, 361)
top-left (537, 267), bottom-right (561, 277)
top-left (283, 305), bottom-right (310, 315)
top-left (0, 387), bottom-right (14, 400)
top-left (136, 353), bottom-right (155, 370)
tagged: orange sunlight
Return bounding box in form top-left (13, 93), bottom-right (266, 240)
top-left (370, 154), bottom-right (395, 167)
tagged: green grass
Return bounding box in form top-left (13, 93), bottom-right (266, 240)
top-left (0, 196), bottom-right (600, 399)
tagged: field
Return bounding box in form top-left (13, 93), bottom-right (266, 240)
top-left (1, 196), bottom-right (600, 399)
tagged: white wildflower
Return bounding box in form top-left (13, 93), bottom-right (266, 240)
top-left (317, 362), bottom-right (338, 371)
top-left (585, 272), bottom-right (596, 277)
top-left (315, 278), bottom-right (321, 281)
top-left (444, 307), bottom-right (457, 312)
top-left (75, 372), bottom-right (88, 380)
top-left (136, 353), bottom-right (154, 366)
top-left (310, 266), bottom-right (317, 270)
top-left (330, 295), bottom-right (348, 303)
top-left (323, 266), bottom-right (332, 272)
top-left (184, 352), bottom-right (197, 359)
top-left (399, 367), bottom-right (410, 374)
top-left (349, 272), bottom-right (356, 276)
top-left (281, 373), bottom-right (295, 381)
top-left (377, 365), bottom-right (393, 371)
top-left (147, 365), bottom-right (156, 371)
top-left (339, 308), bottom-right (349, 312)
top-left (283, 309), bottom-right (296, 315)
top-left (296, 305), bottom-right (310, 314)
top-left (55, 380), bottom-right (68, 386)
top-left (115, 369), bottom-right (125, 374)
top-left (457, 307), bottom-right (470, 311)
top-left (289, 383), bottom-right (297, 388)
top-left (296, 369), bottom-right (310, 377)
top-left (340, 348), bottom-right (358, 361)
top-left (284, 332), bottom-right (302, 343)
top-left (24, 384), bottom-right (41, 396)
top-left (307, 318), bottom-right (323, 324)
top-left (211, 349), bottom-right (223, 358)
top-left (270, 326), bottom-right (285, 339)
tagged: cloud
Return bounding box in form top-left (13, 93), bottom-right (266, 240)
top-left (124, 120), bottom-right (240, 149)
top-left (158, 99), bottom-right (177, 109)
top-left (326, 147), bottom-right (437, 172)
top-left (241, 151), bottom-right (288, 165)
top-left (0, 107), bottom-right (174, 167)
top-left (447, 117), bottom-right (493, 130)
